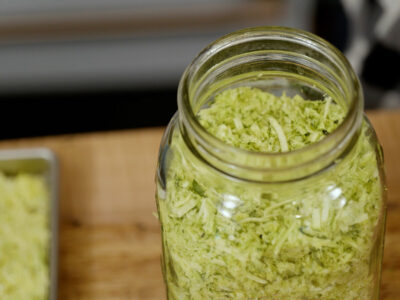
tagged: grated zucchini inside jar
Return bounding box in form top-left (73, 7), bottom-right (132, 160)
top-left (158, 86), bottom-right (382, 299)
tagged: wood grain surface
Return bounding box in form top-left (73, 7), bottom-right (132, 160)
top-left (0, 110), bottom-right (399, 299)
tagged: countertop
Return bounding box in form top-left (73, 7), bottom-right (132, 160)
top-left (0, 110), bottom-right (399, 299)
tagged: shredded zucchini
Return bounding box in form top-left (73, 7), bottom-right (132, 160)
top-left (0, 173), bottom-right (49, 300)
top-left (158, 87), bottom-right (382, 299)
top-left (197, 87), bottom-right (345, 152)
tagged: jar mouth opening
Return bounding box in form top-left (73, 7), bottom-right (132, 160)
top-left (178, 26), bottom-right (363, 179)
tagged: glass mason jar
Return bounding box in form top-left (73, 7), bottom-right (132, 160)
top-left (155, 27), bottom-right (386, 299)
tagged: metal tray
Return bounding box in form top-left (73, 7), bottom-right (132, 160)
top-left (0, 148), bottom-right (58, 300)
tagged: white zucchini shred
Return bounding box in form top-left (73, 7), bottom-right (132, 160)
top-left (323, 96), bottom-right (332, 120)
top-left (268, 117), bottom-right (289, 152)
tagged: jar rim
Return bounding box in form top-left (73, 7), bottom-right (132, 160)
top-left (177, 26), bottom-right (363, 181)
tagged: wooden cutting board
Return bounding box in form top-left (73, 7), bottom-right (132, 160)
top-left (0, 110), bottom-right (398, 299)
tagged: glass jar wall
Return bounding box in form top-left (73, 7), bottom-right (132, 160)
top-left (156, 27), bottom-right (386, 299)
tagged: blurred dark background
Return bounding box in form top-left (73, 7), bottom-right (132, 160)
top-left (0, 0), bottom-right (399, 139)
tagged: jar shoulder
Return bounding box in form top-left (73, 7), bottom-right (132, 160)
top-left (363, 114), bottom-right (384, 164)
top-left (158, 115), bottom-right (385, 185)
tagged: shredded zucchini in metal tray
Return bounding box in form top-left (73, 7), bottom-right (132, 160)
top-left (0, 173), bottom-right (49, 300)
